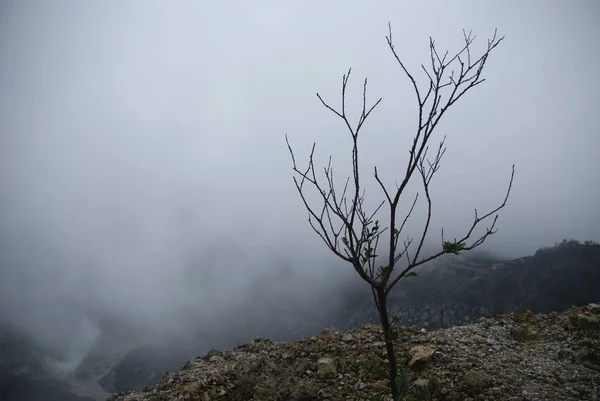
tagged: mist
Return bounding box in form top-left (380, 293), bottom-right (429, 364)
top-left (1, 0), bottom-right (599, 373)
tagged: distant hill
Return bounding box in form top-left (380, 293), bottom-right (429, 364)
top-left (330, 239), bottom-right (600, 331)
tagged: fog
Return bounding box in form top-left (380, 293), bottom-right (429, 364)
top-left (1, 0), bottom-right (599, 372)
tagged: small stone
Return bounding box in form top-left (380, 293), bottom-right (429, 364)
top-left (566, 387), bottom-right (580, 396)
top-left (587, 303), bottom-right (600, 314)
top-left (576, 314), bottom-right (599, 330)
top-left (317, 357), bottom-right (334, 365)
top-left (509, 325), bottom-right (528, 341)
top-left (463, 370), bottom-right (492, 389)
top-left (576, 346), bottom-right (600, 367)
top-left (413, 378), bottom-right (430, 389)
top-left (202, 349), bottom-right (222, 360)
top-left (316, 356), bottom-right (336, 378)
top-left (408, 345), bottom-right (436, 371)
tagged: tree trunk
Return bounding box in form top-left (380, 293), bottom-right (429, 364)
top-left (376, 287), bottom-right (399, 400)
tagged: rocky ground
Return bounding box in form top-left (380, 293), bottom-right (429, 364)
top-left (108, 303), bottom-right (600, 401)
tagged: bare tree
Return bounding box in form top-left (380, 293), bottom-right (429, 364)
top-left (286, 24), bottom-right (514, 400)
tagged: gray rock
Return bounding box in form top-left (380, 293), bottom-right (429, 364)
top-left (575, 314), bottom-right (599, 330)
top-left (408, 345), bottom-right (435, 371)
top-left (463, 370), bottom-right (492, 389)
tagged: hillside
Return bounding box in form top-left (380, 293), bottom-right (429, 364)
top-left (110, 303), bottom-right (600, 401)
top-left (330, 241), bottom-right (600, 331)
top-left (96, 241), bottom-right (600, 395)
top-left (2, 241), bottom-right (599, 400)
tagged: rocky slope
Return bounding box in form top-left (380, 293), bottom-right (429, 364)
top-left (110, 303), bottom-right (600, 401)
top-left (99, 242), bottom-right (600, 395)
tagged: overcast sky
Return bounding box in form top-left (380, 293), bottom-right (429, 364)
top-left (1, 0), bottom-right (599, 365)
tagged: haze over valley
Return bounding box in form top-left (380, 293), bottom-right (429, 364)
top-left (0, 1), bottom-right (599, 400)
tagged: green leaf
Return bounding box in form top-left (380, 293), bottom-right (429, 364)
top-left (342, 237), bottom-right (348, 246)
top-left (405, 272), bottom-right (418, 277)
top-left (443, 240), bottom-right (467, 255)
top-left (395, 373), bottom-right (412, 393)
top-left (359, 360), bottom-right (372, 369)
top-left (394, 376), bottom-right (403, 390)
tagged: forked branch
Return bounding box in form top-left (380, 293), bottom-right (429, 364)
top-left (285, 68), bottom-right (383, 288)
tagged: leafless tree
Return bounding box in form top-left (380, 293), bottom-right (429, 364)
top-left (286, 24), bottom-right (514, 400)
